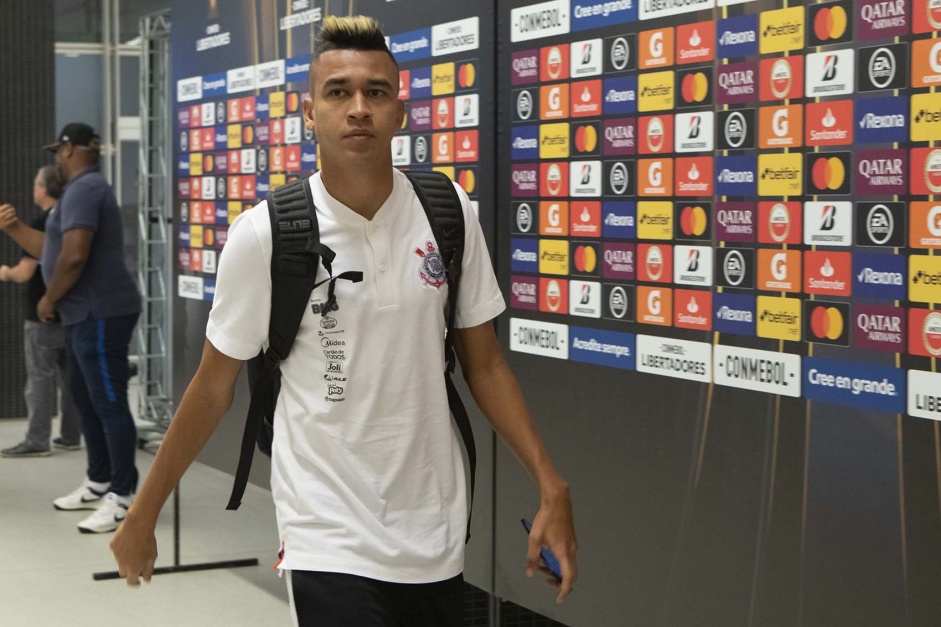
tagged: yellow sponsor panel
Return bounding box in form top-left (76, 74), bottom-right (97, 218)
top-left (189, 153), bottom-right (203, 177)
top-left (227, 201), bottom-right (242, 225)
top-left (539, 123), bottom-right (570, 159)
top-left (539, 239), bottom-right (569, 275)
top-left (637, 201), bottom-right (674, 240)
top-left (759, 6), bottom-right (804, 54)
top-left (756, 295), bottom-right (802, 341)
top-left (638, 71), bottom-right (675, 113)
top-left (909, 255), bottom-right (941, 304)
top-left (190, 225), bottom-right (204, 249)
top-left (432, 62), bottom-right (456, 96)
top-left (758, 152), bottom-right (802, 197)
top-left (433, 166), bottom-right (455, 180)
top-left (269, 91), bottom-right (286, 118)
top-left (269, 173), bottom-right (287, 190)
top-left (911, 93), bottom-right (941, 142)
top-left (227, 124), bottom-right (242, 149)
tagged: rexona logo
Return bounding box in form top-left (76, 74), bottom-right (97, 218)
top-left (637, 201), bottom-right (674, 239)
top-left (674, 289), bottom-right (712, 330)
top-left (908, 309), bottom-right (941, 357)
top-left (757, 249), bottom-right (801, 293)
top-left (713, 293), bottom-right (757, 336)
top-left (638, 243), bottom-right (673, 283)
top-left (759, 104), bottom-right (803, 149)
top-left (911, 92), bottom-right (941, 142)
top-left (512, 125), bottom-right (539, 161)
top-left (856, 202), bottom-right (905, 247)
top-left (715, 247), bottom-right (755, 289)
top-left (913, 0), bottom-right (941, 34)
top-left (603, 284), bottom-right (635, 323)
top-left (636, 287), bottom-right (673, 327)
top-left (909, 254), bottom-right (941, 304)
top-left (639, 115), bottom-right (674, 154)
top-left (540, 201), bottom-right (568, 236)
top-left (674, 157), bottom-right (713, 196)
top-left (603, 76), bottom-right (638, 115)
top-left (857, 0), bottom-right (908, 41)
top-left (804, 250), bottom-right (852, 296)
top-left (509, 318), bottom-right (568, 360)
top-left (718, 109), bottom-right (756, 150)
top-left (715, 202), bottom-right (755, 243)
top-left (804, 300), bottom-right (851, 347)
top-left (855, 304), bottom-right (905, 353)
top-left (759, 56), bottom-right (804, 101)
top-left (910, 202), bottom-right (941, 249)
top-left (858, 44), bottom-right (907, 92)
top-left (910, 148), bottom-right (941, 195)
top-left (805, 49), bottom-right (855, 97)
top-left (540, 239), bottom-right (570, 276)
top-left (716, 155), bottom-right (757, 197)
top-left (855, 149), bottom-right (906, 195)
top-left (759, 6), bottom-right (805, 54)
top-left (638, 71), bottom-right (675, 112)
top-left (677, 21), bottom-right (715, 65)
top-left (758, 152), bottom-right (802, 197)
top-left (717, 14), bottom-right (759, 60)
top-left (805, 100), bottom-right (853, 146)
top-left (805, 152), bottom-right (851, 195)
top-left (674, 245), bottom-right (714, 286)
top-left (717, 62), bottom-right (758, 105)
top-left (675, 202), bottom-right (711, 241)
top-left (510, 238), bottom-right (538, 273)
top-left (856, 96), bottom-right (908, 145)
top-left (603, 201), bottom-right (637, 239)
top-left (808, 1), bottom-right (853, 47)
top-left (853, 252), bottom-right (907, 300)
top-left (912, 38), bottom-right (941, 87)
top-left (540, 44), bottom-right (570, 82)
top-left (756, 295), bottom-right (802, 341)
top-left (539, 277), bottom-right (569, 314)
top-left (804, 201), bottom-right (852, 246)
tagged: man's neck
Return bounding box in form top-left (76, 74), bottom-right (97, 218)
top-left (319, 160), bottom-right (394, 221)
top-left (39, 200), bottom-right (55, 211)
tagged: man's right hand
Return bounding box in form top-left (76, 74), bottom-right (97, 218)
top-left (0, 265), bottom-right (10, 282)
top-left (109, 513), bottom-right (158, 586)
top-left (0, 204), bottom-right (19, 232)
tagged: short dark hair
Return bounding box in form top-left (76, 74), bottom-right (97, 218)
top-left (37, 165), bottom-right (62, 200)
top-left (314, 15), bottom-right (395, 66)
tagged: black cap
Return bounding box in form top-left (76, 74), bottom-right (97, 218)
top-left (43, 123), bottom-right (101, 152)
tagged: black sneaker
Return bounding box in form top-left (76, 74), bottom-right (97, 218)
top-left (1, 442), bottom-right (52, 458)
top-left (52, 437), bottom-right (81, 451)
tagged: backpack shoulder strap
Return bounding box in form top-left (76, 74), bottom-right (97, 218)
top-left (404, 171), bottom-right (477, 543)
top-left (227, 177), bottom-right (322, 511)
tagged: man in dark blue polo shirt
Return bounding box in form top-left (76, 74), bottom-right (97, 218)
top-left (0, 123), bottom-right (141, 534)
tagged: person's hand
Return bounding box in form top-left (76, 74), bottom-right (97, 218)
top-left (110, 512), bottom-right (158, 587)
top-left (37, 295), bottom-right (56, 322)
top-left (0, 204), bottom-right (18, 232)
top-left (527, 485), bottom-right (578, 604)
top-left (0, 265), bottom-right (10, 282)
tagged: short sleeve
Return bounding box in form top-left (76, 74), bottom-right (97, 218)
top-left (205, 206), bottom-right (272, 360)
top-left (452, 184), bottom-right (506, 329)
top-left (22, 214), bottom-right (47, 259)
top-left (60, 180), bottom-right (104, 232)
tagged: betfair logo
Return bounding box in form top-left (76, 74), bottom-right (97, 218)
top-left (760, 167), bottom-right (800, 181)
top-left (642, 85), bottom-right (671, 97)
top-left (763, 22), bottom-right (801, 38)
top-left (915, 108), bottom-right (941, 124)
top-left (913, 271), bottom-right (941, 285)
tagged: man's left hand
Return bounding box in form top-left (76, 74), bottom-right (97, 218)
top-left (527, 486), bottom-right (578, 604)
top-left (37, 295), bottom-right (56, 323)
top-left (0, 204), bottom-right (19, 232)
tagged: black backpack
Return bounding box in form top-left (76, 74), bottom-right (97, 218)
top-left (226, 171), bottom-right (479, 542)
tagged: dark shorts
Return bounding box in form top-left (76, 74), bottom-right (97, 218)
top-left (287, 570), bottom-right (464, 627)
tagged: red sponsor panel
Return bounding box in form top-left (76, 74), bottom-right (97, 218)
top-left (227, 176), bottom-right (241, 200)
top-left (540, 162), bottom-right (569, 198)
top-left (637, 285), bottom-right (673, 327)
top-left (432, 132), bottom-right (454, 163)
top-left (913, 0), bottom-right (941, 34)
top-left (455, 130), bottom-right (479, 162)
top-left (270, 118), bottom-right (285, 145)
top-left (189, 201), bottom-right (203, 224)
top-left (911, 148), bottom-right (941, 196)
top-left (758, 201), bottom-right (802, 245)
top-left (804, 100), bottom-right (853, 146)
top-left (228, 150), bottom-right (241, 174)
top-left (190, 249), bottom-right (203, 273)
top-left (433, 97), bottom-right (454, 130)
top-left (189, 178), bottom-right (202, 200)
top-left (285, 146), bottom-right (301, 172)
top-left (638, 243), bottom-right (673, 283)
top-left (540, 44), bottom-right (570, 82)
top-left (228, 99), bottom-right (241, 122)
top-left (241, 175), bottom-right (256, 200)
top-left (270, 147), bottom-right (285, 172)
top-left (189, 105), bottom-right (201, 126)
top-left (674, 289), bottom-right (713, 330)
top-left (757, 249), bottom-right (802, 293)
top-left (201, 128), bottom-right (215, 150)
top-left (540, 201), bottom-right (569, 236)
top-left (674, 157), bottom-right (713, 197)
top-left (639, 27), bottom-right (675, 69)
top-left (759, 56), bottom-right (804, 101)
top-left (539, 277), bottom-right (569, 314)
top-left (804, 250), bottom-right (852, 297)
top-left (638, 158), bottom-right (674, 197)
top-left (570, 80), bottom-right (602, 118)
top-left (201, 202), bottom-right (215, 224)
top-left (908, 308), bottom-right (941, 357)
top-left (638, 115), bottom-right (674, 155)
top-left (570, 201), bottom-right (602, 237)
top-left (240, 96), bottom-right (256, 121)
top-left (189, 129), bottom-right (202, 152)
top-left (676, 21), bottom-right (715, 65)
top-left (398, 70), bottom-right (411, 100)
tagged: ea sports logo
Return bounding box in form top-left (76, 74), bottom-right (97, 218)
top-left (723, 250), bottom-right (745, 286)
top-left (574, 245), bottom-right (597, 272)
top-left (724, 112), bottom-right (746, 148)
top-left (546, 47), bottom-right (564, 79)
top-left (681, 72), bottom-right (709, 104)
top-left (813, 5), bottom-right (848, 42)
top-left (546, 164), bottom-right (564, 196)
top-left (609, 162), bottom-right (629, 195)
top-left (867, 204), bottom-right (894, 244)
top-left (646, 117), bottom-right (666, 152)
top-left (923, 312), bottom-right (941, 356)
top-left (869, 48), bottom-right (896, 89)
top-left (608, 286), bottom-right (629, 319)
top-left (770, 59), bottom-right (792, 99)
top-left (810, 306), bottom-right (844, 341)
top-left (645, 245), bottom-right (664, 280)
top-left (414, 136), bottom-right (428, 162)
top-left (923, 148), bottom-right (941, 193)
top-left (680, 205), bottom-right (707, 237)
top-left (768, 203), bottom-right (791, 242)
top-left (611, 37), bottom-right (629, 70)
top-left (516, 91), bottom-right (533, 120)
top-left (811, 156), bottom-right (846, 191)
top-left (516, 203), bottom-right (533, 232)
top-left (574, 125), bottom-right (598, 153)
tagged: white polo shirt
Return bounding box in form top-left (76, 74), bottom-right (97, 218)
top-left (206, 169), bottom-right (505, 583)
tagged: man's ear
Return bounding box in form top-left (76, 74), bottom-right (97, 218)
top-left (395, 99), bottom-right (406, 130)
top-left (303, 97), bottom-right (316, 131)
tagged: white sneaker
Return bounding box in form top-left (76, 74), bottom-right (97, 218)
top-left (77, 493), bottom-right (131, 534)
top-left (53, 480), bottom-right (108, 511)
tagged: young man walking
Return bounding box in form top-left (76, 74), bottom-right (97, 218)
top-left (110, 16), bottom-right (577, 625)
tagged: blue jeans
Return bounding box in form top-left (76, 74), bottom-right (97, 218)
top-left (66, 313), bottom-right (139, 496)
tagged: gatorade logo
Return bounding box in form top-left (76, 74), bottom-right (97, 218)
top-left (540, 201), bottom-right (568, 236)
top-left (759, 105), bottom-right (802, 149)
top-left (638, 286), bottom-right (672, 326)
top-left (540, 84), bottom-right (570, 120)
top-left (639, 159), bottom-right (673, 197)
top-left (913, 39), bottom-right (941, 87)
top-left (910, 202), bottom-right (941, 249)
top-left (639, 28), bottom-right (674, 69)
top-left (758, 249), bottom-right (801, 292)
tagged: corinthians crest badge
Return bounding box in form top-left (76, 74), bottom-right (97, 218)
top-left (415, 240), bottom-right (447, 288)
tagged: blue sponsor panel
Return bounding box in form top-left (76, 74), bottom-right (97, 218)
top-left (715, 155), bottom-right (757, 197)
top-left (712, 292), bottom-right (756, 336)
top-left (511, 238), bottom-right (539, 273)
top-left (855, 96), bottom-right (908, 145)
top-left (511, 125), bottom-right (539, 160)
top-left (603, 75), bottom-right (637, 115)
top-left (853, 252), bottom-right (907, 300)
top-left (255, 95), bottom-right (270, 120)
top-left (602, 201), bottom-right (636, 238)
top-left (255, 174), bottom-right (270, 196)
top-left (410, 66), bottom-right (432, 99)
top-left (301, 144), bottom-right (318, 170)
top-left (178, 156), bottom-right (190, 176)
top-left (569, 327), bottom-right (636, 369)
top-left (179, 225), bottom-right (191, 247)
top-left (203, 279), bottom-right (217, 302)
top-left (570, 0), bottom-right (637, 31)
top-left (389, 28), bottom-right (432, 63)
top-left (803, 357), bottom-right (905, 414)
top-left (285, 53), bottom-right (312, 85)
top-left (214, 129), bottom-right (228, 151)
top-left (717, 14), bottom-right (758, 60)
top-left (202, 73), bottom-right (227, 98)
top-left (215, 202), bottom-right (229, 225)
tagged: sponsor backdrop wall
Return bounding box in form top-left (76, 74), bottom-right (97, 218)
top-left (498, 0), bottom-right (941, 625)
top-left (168, 0), bottom-right (497, 590)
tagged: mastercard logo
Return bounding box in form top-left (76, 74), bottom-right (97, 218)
top-left (287, 92), bottom-right (300, 113)
top-left (458, 63), bottom-right (476, 89)
top-left (574, 125), bottom-right (598, 153)
top-left (813, 5), bottom-right (848, 41)
top-left (679, 205), bottom-right (707, 237)
top-left (458, 169), bottom-right (476, 194)
top-left (923, 148), bottom-right (941, 194)
top-left (811, 156), bottom-right (845, 191)
top-left (680, 72), bottom-right (709, 104)
top-left (203, 154), bottom-right (214, 173)
top-left (573, 245), bottom-right (597, 272)
top-left (242, 125), bottom-right (254, 144)
top-left (810, 305), bottom-right (844, 341)
top-left (204, 229), bottom-right (215, 247)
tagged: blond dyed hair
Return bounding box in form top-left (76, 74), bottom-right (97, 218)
top-left (315, 15), bottom-right (394, 64)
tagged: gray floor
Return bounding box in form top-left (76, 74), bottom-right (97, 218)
top-left (0, 406), bottom-right (291, 626)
